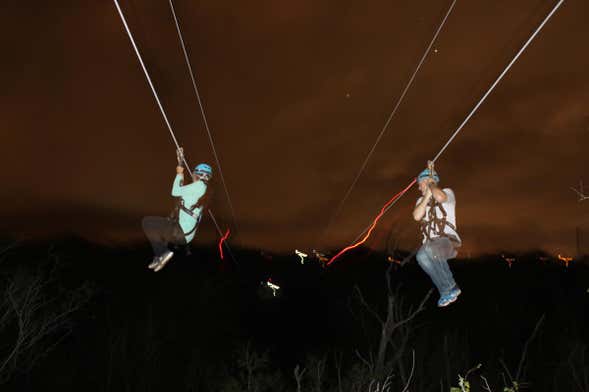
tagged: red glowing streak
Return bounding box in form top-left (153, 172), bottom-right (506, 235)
top-left (218, 228), bottom-right (231, 260)
top-left (327, 179), bottom-right (417, 266)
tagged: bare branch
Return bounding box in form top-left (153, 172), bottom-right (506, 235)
top-left (294, 365), bottom-right (306, 392)
top-left (354, 286), bottom-right (383, 324)
top-left (480, 375), bottom-right (493, 392)
top-left (389, 289), bottom-right (433, 332)
top-left (571, 180), bottom-right (589, 202)
top-left (499, 359), bottom-right (514, 387)
top-left (515, 314), bottom-right (545, 382)
top-left (355, 349), bottom-right (373, 372)
top-left (399, 350), bottom-right (416, 392)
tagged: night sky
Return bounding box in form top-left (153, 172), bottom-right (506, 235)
top-left (2, 0), bottom-right (588, 256)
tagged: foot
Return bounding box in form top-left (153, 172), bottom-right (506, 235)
top-left (437, 293), bottom-right (458, 307)
top-left (449, 286), bottom-right (462, 300)
top-left (153, 251), bottom-right (174, 272)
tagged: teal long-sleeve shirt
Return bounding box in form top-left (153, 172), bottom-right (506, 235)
top-left (172, 174), bottom-right (207, 243)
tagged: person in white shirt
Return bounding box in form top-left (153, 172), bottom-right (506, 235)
top-left (412, 163), bottom-right (461, 307)
top-left (142, 161), bottom-right (212, 272)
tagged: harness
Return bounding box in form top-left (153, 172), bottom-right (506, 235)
top-left (166, 200), bottom-right (200, 257)
top-left (419, 197), bottom-right (459, 243)
top-left (168, 176), bottom-right (209, 241)
top-left (179, 201), bottom-right (202, 237)
top-left (170, 200), bottom-right (202, 238)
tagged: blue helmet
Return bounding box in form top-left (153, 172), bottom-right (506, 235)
top-left (417, 168), bottom-right (439, 183)
top-left (194, 163), bottom-right (213, 180)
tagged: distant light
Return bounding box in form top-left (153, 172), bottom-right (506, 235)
top-left (312, 249), bottom-right (329, 263)
top-left (345, 93), bottom-right (351, 99)
top-left (501, 254), bottom-right (515, 268)
top-left (295, 249), bottom-right (308, 264)
top-left (557, 254), bottom-right (572, 267)
top-left (434, 48), bottom-right (438, 53)
top-left (265, 280), bottom-right (281, 296)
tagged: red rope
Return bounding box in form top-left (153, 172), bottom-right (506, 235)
top-left (327, 179), bottom-right (417, 266)
top-left (218, 228), bottom-right (231, 260)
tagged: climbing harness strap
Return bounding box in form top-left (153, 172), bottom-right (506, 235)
top-left (179, 201), bottom-right (202, 237)
top-left (419, 198), bottom-right (459, 243)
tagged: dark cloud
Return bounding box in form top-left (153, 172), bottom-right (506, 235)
top-left (1, 0), bottom-right (588, 255)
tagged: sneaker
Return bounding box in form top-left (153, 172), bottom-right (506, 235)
top-left (154, 251), bottom-right (174, 272)
top-left (437, 293), bottom-right (458, 307)
top-left (449, 286), bottom-right (462, 300)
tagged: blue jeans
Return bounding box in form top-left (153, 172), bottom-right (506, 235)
top-left (416, 237), bottom-right (459, 297)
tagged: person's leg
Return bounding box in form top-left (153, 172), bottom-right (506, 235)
top-left (170, 221), bottom-right (187, 249)
top-left (416, 243), bottom-right (445, 296)
top-left (152, 219), bottom-right (186, 272)
top-left (427, 238), bottom-right (458, 296)
top-left (142, 216), bottom-right (173, 258)
top-left (439, 238), bottom-right (459, 292)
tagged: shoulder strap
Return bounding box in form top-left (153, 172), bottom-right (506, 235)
top-left (420, 198), bottom-right (458, 240)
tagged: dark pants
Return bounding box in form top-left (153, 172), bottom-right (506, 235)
top-left (142, 216), bottom-right (186, 258)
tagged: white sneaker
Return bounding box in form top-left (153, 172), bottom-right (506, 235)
top-left (154, 251), bottom-right (174, 272)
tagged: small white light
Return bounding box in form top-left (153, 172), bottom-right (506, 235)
top-left (295, 249), bottom-right (308, 264)
top-left (266, 281), bottom-right (281, 296)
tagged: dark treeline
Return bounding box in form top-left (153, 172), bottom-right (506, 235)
top-left (0, 238), bottom-right (587, 391)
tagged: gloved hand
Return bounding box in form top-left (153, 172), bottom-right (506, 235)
top-left (427, 160), bottom-right (435, 174)
top-left (176, 147), bottom-right (185, 166)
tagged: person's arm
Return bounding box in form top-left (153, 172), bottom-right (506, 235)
top-left (431, 184), bottom-right (448, 203)
top-left (413, 188), bottom-right (432, 221)
top-left (171, 166), bottom-right (186, 197)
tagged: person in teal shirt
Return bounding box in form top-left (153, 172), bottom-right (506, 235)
top-left (142, 162), bottom-right (212, 272)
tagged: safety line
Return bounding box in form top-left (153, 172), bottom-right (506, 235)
top-left (113, 0), bottom-right (193, 178)
top-left (327, 179), bottom-right (416, 265)
top-left (209, 209), bottom-right (239, 264)
top-left (432, 0), bottom-right (565, 163)
top-left (317, 0), bottom-right (457, 248)
top-left (168, 0), bottom-right (240, 234)
top-left (114, 0), bottom-right (239, 264)
top-left (218, 228), bottom-right (231, 260)
top-left (327, 0), bottom-right (565, 265)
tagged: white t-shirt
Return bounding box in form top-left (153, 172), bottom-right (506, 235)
top-left (416, 188), bottom-right (461, 244)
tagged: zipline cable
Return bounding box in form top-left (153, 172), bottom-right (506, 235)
top-left (113, 0), bottom-right (193, 179)
top-left (432, 0), bottom-right (564, 163)
top-left (114, 0), bottom-right (238, 262)
top-left (328, 0), bottom-right (565, 265)
top-left (168, 0), bottom-right (240, 236)
top-left (317, 0), bottom-right (457, 248)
